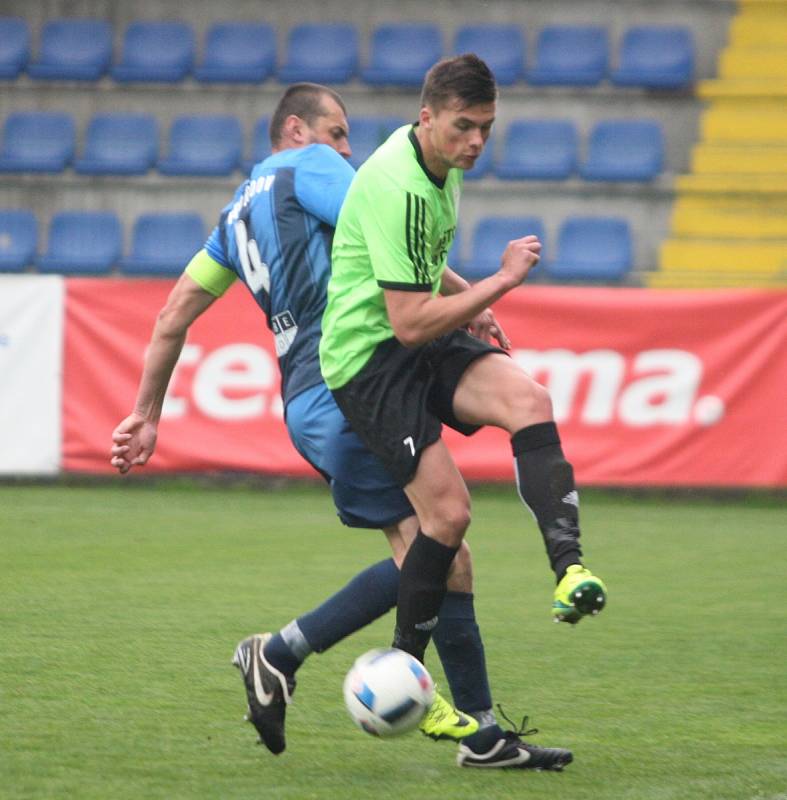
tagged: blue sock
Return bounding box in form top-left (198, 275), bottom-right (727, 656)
top-left (263, 558), bottom-right (399, 675)
top-left (432, 591), bottom-right (504, 749)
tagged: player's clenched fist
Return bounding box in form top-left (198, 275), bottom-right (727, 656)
top-left (110, 412), bottom-right (157, 474)
top-left (498, 235), bottom-right (542, 289)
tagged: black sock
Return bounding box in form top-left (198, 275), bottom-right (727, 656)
top-left (432, 592), bottom-right (492, 713)
top-left (512, 422), bottom-right (583, 581)
top-left (392, 531), bottom-right (458, 663)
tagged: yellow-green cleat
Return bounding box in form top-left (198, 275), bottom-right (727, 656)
top-left (419, 691), bottom-right (479, 741)
top-left (553, 565), bottom-right (607, 624)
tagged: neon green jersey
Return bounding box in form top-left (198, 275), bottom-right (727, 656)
top-left (319, 124), bottom-right (463, 389)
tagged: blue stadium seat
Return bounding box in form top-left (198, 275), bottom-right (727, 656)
top-left (347, 116), bottom-right (405, 169)
top-left (112, 21), bottom-right (194, 82)
top-left (27, 19), bottom-right (112, 80)
top-left (37, 211), bottom-right (122, 274)
top-left (612, 26), bottom-right (695, 89)
top-left (547, 217), bottom-right (632, 281)
top-left (461, 216), bottom-right (546, 281)
top-left (362, 24), bottom-right (442, 86)
top-left (74, 113), bottom-right (158, 175)
top-left (158, 115), bottom-right (242, 176)
top-left (194, 22), bottom-right (275, 83)
top-left (278, 23), bottom-right (358, 84)
top-left (244, 116), bottom-right (271, 173)
top-left (0, 18), bottom-right (29, 79)
top-left (464, 134), bottom-right (494, 180)
top-left (528, 25), bottom-right (608, 86)
top-left (0, 210), bottom-right (37, 272)
top-left (123, 213), bottom-right (205, 275)
top-left (580, 119), bottom-right (664, 182)
top-left (496, 120), bottom-right (577, 180)
top-left (0, 112), bottom-right (75, 172)
top-left (453, 24), bottom-right (525, 86)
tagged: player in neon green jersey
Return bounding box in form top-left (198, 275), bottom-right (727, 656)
top-left (321, 54), bottom-right (606, 769)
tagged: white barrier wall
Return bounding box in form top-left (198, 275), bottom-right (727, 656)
top-left (0, 276), bottom-right (64, 474)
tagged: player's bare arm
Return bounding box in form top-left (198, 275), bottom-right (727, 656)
top-left (440, 266), bottom-right (510, 349)
top-left (110, 272), bottom-right (216, 474)
top-left (385, 235), bottom-right (540, 348)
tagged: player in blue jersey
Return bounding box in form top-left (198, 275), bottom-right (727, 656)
top-left (110, 83), bottom-right (551, 769)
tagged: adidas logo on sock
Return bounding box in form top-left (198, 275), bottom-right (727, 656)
top-left (562, 491), bottom-right (579, 508)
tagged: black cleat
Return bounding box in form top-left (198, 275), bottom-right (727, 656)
top-left (231, 632), bottom-right (296, 755)
top-left (457, 710), bottom-right (573, 771)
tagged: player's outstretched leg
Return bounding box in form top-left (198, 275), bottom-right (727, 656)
top-left (553, 564), bottom-right (607, 624)
top-left (457, 709), bottom-right (573, 770)
top-left (511, 422), bottom-right (608, 623)
top-left (232, 633), bottom-right (295, 755)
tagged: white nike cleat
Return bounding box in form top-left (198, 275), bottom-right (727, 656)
top-left (231, 632), bottom-right (296, 755)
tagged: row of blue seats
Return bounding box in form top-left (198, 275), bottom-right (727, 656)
top-left (0, 210), bottom-right (205, 275)
top-left (0, 209), bottom-right (633, 282)
top-left (0, 18), bottom-right (695, 88)
top-left (0, 111), bottom-right (666, 181)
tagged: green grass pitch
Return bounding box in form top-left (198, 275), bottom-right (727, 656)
top-left (1, 482), bottom-right (785, 800)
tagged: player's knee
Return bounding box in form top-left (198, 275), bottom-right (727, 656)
top-left (436, 502), bottom-right (472, 544)
top-left (505, 376), bottom-right (553, 428)
top-left (422, 498), bottom-right (470, 546)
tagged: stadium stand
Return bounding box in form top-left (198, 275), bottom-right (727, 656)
top-left (580, 120), bottom-right (665, 182)
top-left (27, 18), bottom-right (112, 81)
top-left (158, 115), bottom-right (242, 176)
top-left (547, 216), bottom-right (633, 282)
top-left (611, 26), bottom-right (696, 90)
top-left (278, 23), bottom-right (358, 84)
top-left (452, 24), bottom-right (525, 86)
top-left (527, 25), bottom-right (608, 86)
top-left (122, 212), bottom-right (205, 275)
top-left (346, 116), bottom-right (406, 170)
top-left (0, 3), bottom-right (743, 284)
top-left (496, 120), bottom-right (578, 180)
top-left (74, 113), bottom-right (159, 175)
top-left (361, 23), bottom-right (442, 86)
top-left (652, 1), bottom-right (787, 288)
top-left (0, 209), bottom-right (36, 271)
top-left (462, 215), bottom-right (547, 281)
top-left (194, 22), bottom-right (276, 83)
top-left (36, 211), bottom-right (122, 274)
top-left (0, 17), bottom-right (29, 79)
top-left (0, 111), bottom-right (74, 172)
top-left (112, 21), bottom-right (195, 83)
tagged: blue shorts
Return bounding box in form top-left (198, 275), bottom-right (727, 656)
top-left (285, 383), bottom-right (415, 529)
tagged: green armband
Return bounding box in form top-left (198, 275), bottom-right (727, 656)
top-left (185, 249), bottom-right (237, 297)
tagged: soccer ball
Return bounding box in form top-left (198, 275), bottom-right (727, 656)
top-left (343, 648), bottom-right (435, 737)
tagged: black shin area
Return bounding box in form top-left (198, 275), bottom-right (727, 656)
top-left (512, 422), bottom-right (583, 581)
top-left (392, 531), bottom-right (458, 663)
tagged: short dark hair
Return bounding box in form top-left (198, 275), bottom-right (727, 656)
top-left (269, 83), bottom-right (347, 146)
top-left (420, 54), bottom-right (497, 112)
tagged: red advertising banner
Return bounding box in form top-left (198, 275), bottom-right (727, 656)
top-left (63, 279), bottom-right (310, 476)
top-left (63, 280), bottom-right (787, 487)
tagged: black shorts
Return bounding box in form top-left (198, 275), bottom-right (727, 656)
top-left (331, 329), bottom-right (504, 487)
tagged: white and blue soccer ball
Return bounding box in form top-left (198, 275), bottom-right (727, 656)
top-left (343, 648), bottom-right (435, 737)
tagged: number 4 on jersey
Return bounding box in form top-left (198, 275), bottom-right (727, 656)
top-left (234, 219), bottom-right (270, 295)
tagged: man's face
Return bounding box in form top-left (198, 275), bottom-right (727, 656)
top-left (421, 98), bottom-right (496, 172)
top-left (304, 96), bottom-right (352, 159)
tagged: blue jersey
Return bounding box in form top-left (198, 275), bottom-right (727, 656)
top-left (204, 144), bottom-right (355, 405)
